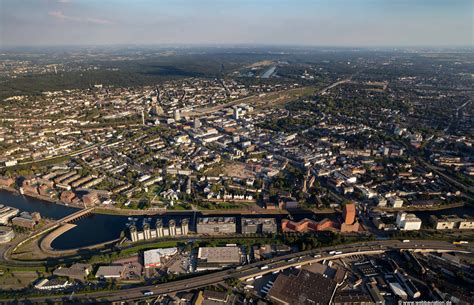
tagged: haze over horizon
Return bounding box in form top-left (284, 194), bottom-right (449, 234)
top-left (1, 0), bottom-right (473, 48)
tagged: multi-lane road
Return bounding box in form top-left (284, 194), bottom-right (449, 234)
top-left (3, 239), bottom-right (471, 303)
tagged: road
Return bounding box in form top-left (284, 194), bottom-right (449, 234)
top-left (444, 100), bottom-right (471, 132)
top-left (318, 78), bottom-right (352, 95)
top-left (3, 239), bottom-right (470, 303)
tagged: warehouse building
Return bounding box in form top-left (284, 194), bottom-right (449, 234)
top-left (267, 270), bottom-right (337, 305)
top-left (95, 265), bottom-right (125, 279)
top-left (196, 246), bottom-right (242, 271)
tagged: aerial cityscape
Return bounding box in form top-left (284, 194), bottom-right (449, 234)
top-left (0, 0), bottom-right (473, 304)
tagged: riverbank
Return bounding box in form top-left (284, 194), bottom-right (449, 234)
top-left (93, 206), bottom-right (337, 217)
top-left (1, 186), bottom-right (337, 217)
top-left (0, 187), bottom-right (82, 209)
top-left (373, 201), bottom-right (465, 213)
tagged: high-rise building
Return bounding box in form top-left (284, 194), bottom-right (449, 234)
top-left (174, 109), bottom-right (181, 121)
top-left (343, 203), bottom-right (356, 225)
top-left (194, 117), bottom-right (201, 129)
top-left (233, 107), bottom-right (241, 120)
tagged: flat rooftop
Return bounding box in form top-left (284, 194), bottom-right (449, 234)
top-left (144, 247), bottom-right (178, 266)
top-left (197, 247), bottom-right (241, 263)
top-left (197, 217), bottom-right (236, 224)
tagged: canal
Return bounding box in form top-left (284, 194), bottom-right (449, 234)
top-left (1, 190), bottom-right (473, 250)
top-left (0, 190), bottom-right (329, 250)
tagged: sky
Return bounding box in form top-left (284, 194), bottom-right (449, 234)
top-left (0, 0), bottom-right (472, 47)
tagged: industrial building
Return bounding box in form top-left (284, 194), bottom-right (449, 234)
top-left (266, 270), bottom-right (337, 305)
top-left (196, 217), bottom-right (236, 235)
top-left (53, 263), bottom-right (92, 282)
top-left (129, 218), bottom-right (189, 242)
top-left (196, 246), bottom-right (242, 271)
top-left (333, 291), bottom-right (374, 305)
top-left (143, 247), bottom-right (178, 269)
top-left (95, 265), bottom-right (125, 279)
top-left (241, 218), bottom-right (277, 234)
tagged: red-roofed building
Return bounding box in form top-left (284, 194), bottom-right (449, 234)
top-left (343, 203), bottom-right (356, 225)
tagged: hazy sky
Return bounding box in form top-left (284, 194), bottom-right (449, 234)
top-left (1, 0), bottom-right (472, 47)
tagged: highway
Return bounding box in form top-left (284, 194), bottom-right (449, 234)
top-left (3, 239), bottom-right (471, 303)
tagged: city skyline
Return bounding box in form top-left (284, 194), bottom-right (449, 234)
top-left (1, 0), bottom-right (472, 47)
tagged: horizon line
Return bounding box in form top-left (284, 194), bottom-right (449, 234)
top-left (1, 43), bottom-right (473, 51)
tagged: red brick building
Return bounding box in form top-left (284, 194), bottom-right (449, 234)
top-left (0, 176), bottom-right (14, 187)
top-left (60, 191), bottom-right (76, 204)
top-left (343, 203), bottom-right (356, 225)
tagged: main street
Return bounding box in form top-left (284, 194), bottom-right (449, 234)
top-left (3, 239), bottom-right (471, 303)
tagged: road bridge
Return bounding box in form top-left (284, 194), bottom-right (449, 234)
top-left (9, 207), bottom-right (95, 255)
top-left (58, 207), bottom-right (95, 224)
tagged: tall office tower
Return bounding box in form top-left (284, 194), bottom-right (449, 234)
top-left (174, 109), bottom-right (181, 121)
top-left (233, 107), bottom-right (241, 120)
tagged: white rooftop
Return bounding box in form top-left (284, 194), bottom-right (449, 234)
top-left (144, 247), bottom-right (178, 267)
